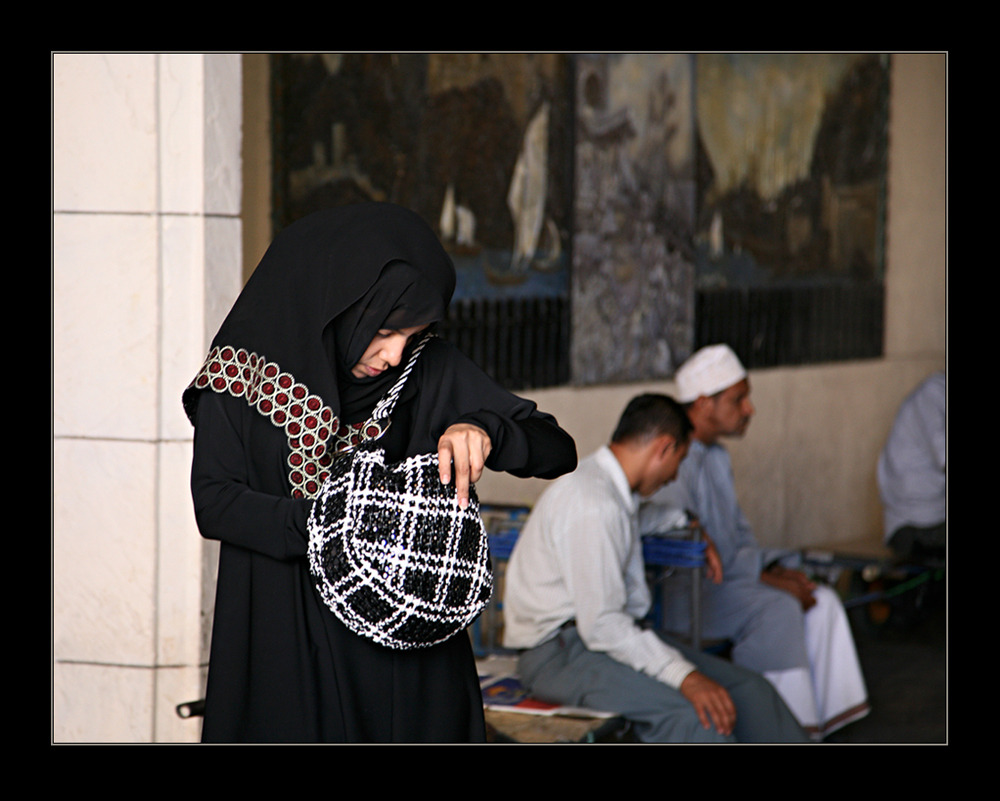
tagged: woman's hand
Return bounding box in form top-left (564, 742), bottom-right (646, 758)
top-left (438, 424), bottom-right (492, 509)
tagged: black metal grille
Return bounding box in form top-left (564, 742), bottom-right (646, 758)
top-left (695, 283), bottom-right (884, 370)
top-left (438, 284), bottom-right (883, 389)
top-left (437, 296), bottom-right (571, 391)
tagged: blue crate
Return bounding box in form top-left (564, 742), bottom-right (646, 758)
top-left (642, 534), bottom-right (706, 568)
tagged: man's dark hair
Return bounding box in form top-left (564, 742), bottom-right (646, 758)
top-left (611, 394), bottom-right (693, 445)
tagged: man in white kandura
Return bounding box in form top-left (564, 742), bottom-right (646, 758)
top-left (639, 345), bottom-right (869, 739)
top-left (504, 394), bottom-right (807, 742)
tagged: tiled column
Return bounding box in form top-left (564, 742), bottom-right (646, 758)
top-left (53, 53), bottom-right (242, 742)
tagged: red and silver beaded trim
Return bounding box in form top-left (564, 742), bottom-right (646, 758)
top-left (190, 346), bottom-right (387, 499)
top-left (189, 334), bottom-right (433, 500)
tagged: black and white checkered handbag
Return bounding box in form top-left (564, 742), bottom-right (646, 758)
top-left (307, 334), bottom-right (493, 650)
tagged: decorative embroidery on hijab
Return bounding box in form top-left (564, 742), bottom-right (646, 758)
top-left (189, 334), bottom-right (432, 499)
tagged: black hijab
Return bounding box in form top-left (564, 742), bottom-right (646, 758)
top-left (330, 259), bottom-right (448, 421)
top-left (183, 202), bottom-right (456, 497)
top-left (185, 203), bottom-right (454, 416)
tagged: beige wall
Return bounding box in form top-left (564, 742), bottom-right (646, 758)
top-left (242, 54), bottom-right (272, 281)
top-left (474, 53), bottom-right (946, 551)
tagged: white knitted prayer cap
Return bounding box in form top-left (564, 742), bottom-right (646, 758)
top-left (675, 344), bottom-right (747, 403)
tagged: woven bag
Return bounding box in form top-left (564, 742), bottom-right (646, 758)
top-left (306, 335), bottom-right (493, 650)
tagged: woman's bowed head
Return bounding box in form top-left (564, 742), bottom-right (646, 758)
top-left (350, 321), bottom-right (491, 509)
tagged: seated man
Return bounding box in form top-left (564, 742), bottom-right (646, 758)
top-left (503, 394), bottom-right (806, 743)
top-left (640, 345), bottom-right (869, 739)
top-left (877, 371), bottom-right (946, 560)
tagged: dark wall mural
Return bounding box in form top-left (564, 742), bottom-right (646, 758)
top-left (694, 53), bottom-right (887, 285)
top-left (273, 53), bottom-right (571, 299)
top-left (270, 53), bottom-right (889, 387)
top-left (272, 53), bottom-right (573, 388)
top-left (572, 53), bottom-right (696, 385)
top-left (691, 53), bottom-right (888, 368)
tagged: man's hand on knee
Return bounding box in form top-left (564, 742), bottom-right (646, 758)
top-left (680, 671), bottom-right (736, 736)
top-left (761, 565), bottom-right (817, 611)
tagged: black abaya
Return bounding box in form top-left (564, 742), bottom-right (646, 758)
top-left (185, 204), bottom-right (577, 742)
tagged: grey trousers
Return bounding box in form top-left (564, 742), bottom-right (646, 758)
top-left (518, 625), bottom-right (808, 743)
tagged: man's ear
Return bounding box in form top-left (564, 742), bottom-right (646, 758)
top-left (657, 434), bottom-right (677, 459)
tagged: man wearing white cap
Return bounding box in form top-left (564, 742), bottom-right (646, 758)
top-left (639, 344), bottom-right (869, 739)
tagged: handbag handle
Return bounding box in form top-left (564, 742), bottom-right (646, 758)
top-left (368, 331), bottom-right (434, 424)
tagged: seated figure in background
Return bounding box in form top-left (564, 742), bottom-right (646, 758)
top-left (639, 345), bottom-right (869, 739)
top-left (877, 371), bottom-right (946, 561)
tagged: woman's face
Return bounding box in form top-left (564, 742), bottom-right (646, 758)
top-left (351, 324), bottom-right (429, 379)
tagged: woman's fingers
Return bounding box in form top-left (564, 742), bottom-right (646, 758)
top-left (437, 424), bottom-right (491, 509)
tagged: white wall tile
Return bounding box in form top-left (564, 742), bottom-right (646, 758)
top-left (204, 215), bottom-right (244, 350)
top-left (157, 440), bottom-right (204, 666)
top-left (158, 53), bottom-right (242, 216)
top-left (53, 54), bottom-right (157, 213)
top-left (205, 53), bottom-right (243, 216)
top-left (160, 214), bottom-right (206, 440)
top-left (53, 213), bottom-right (159, 440)
top-left (159, 54), bottom-right (205, 215)
top-left (54, 663), bottom-right (154, 743)
top-left (154, 665), bottom-right (205, 743)
top-left (53, 439), bottom-right (156, 665)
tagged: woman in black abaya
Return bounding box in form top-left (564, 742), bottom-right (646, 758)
top-left (183, 203), bottom-right (576, 742)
